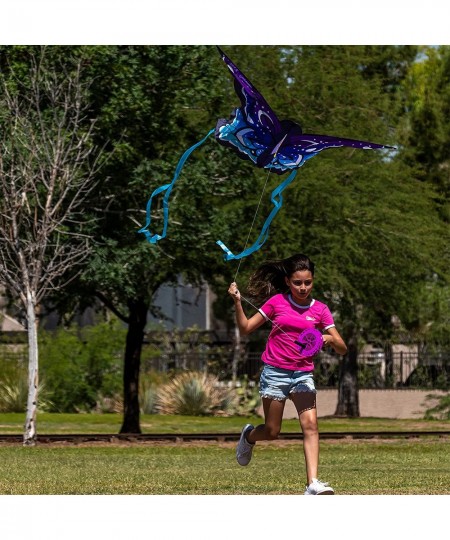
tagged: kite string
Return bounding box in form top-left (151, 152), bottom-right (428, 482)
top-left (238, 291), bottom-right (294, 343)
top-left (236, 290), bottom-right (310, 349)
top-left (217, 168), bottom-right (298, 262)
top-left (233, 165), bottom-right (272, 282)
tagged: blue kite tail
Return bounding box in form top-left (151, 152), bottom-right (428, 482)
top-left (138, 129), bottom-right (215, 243)
top-left (216, 169), bottom-right (298, 260)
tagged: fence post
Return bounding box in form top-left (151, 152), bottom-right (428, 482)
top-left (400, 351), bottom-right (403, 387)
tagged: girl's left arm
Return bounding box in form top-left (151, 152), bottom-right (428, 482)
top-left (323, 327), bottom-right (348, 356)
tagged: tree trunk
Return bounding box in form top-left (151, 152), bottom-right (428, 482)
top-left (119, 297), bottom-right (148, 434)
top-left (23, 289), bottom-right (39, 446)
top-left (231, 323), bottom-right (241, 382)
top-left (335, 328), bottom-right (360, 417)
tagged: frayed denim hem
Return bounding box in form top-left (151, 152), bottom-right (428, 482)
top-left (290, 387), bottom-right (317, 396)
top-left (259, 393), bottom-right (286, 401)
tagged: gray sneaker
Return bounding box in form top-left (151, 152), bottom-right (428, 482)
top-left (236, 423), bottom-right (254, 466)
top-left (304, 478), bottom-right (335, 495)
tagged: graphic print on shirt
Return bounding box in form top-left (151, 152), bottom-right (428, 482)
top-left (297, 328), bottom-right (324, 357)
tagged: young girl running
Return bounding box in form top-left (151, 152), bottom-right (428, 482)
top-left (228, 253), bottom-right (347, 495)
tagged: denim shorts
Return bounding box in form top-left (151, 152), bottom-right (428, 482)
top-left (259, 364), bottom-right (316, 401)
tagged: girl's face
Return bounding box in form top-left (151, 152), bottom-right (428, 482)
top-left (285, 270), bottom-right (314, 304)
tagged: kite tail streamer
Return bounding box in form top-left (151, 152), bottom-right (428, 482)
top-left (138, 129), bottom-right (215, 243)
top-left (216, 168), bottom-right (298, 260)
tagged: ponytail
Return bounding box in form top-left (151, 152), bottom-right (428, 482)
top-left (246, 254), bottom-right (314, 304)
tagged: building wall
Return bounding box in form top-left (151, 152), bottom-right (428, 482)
top-left (148, 278), bottom-right (213, 331)
top-left (274, 389), bottom-right (448, 419)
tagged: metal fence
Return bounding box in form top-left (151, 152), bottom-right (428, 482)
top-left (143, 348), bottom-right (450, 389)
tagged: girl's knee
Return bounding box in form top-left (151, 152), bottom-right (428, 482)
top-left (301, 417), bottom-right (318, 437)
top-left (265, 424), bottom-right (281, 440)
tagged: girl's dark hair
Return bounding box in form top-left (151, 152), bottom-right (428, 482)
top-left (246, 254), bottom-right (315, 304)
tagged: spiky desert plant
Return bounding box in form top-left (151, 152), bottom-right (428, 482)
top-left (156, 371), bottom-right (235, 416)
top-left (0, 377), bottom-right (53, 413)
top-left (139, 386), bottom-right (158, 414)
top-left (94, 394), bottom-right (124, 414)
top-left (139, 371), bottom-right (171, 414)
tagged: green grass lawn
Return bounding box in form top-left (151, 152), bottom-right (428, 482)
top-left (0, 413), bottom-right (449, 495)
top-left (0, 412), bottom-right (449, 434)
top-left (0, 438), bottom-right (448, 495)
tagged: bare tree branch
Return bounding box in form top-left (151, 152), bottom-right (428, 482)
top-left (0, 47), bottom-right (103, 445)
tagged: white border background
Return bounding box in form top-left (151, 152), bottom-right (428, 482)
top-left (1, 494), bottom-right (449, 538)
top-left (0, 0), bottom-right (449, 44)
top-left (0, 1), bottom-right (448, 537)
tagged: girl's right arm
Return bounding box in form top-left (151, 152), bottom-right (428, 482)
top-left (228, 282), bottom-right (266, 336)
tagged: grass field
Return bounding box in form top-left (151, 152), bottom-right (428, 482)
top-left (1, 412), bottom-right (449, 434)
top-left (0, 438), bottom-right (449, 495)
top-left (0, 413), bottom-right (449, 495)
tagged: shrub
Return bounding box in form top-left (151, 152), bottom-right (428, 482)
top-left (0, 359), bottom-right (53, 413)
top-left (39, 318), bottom-right (126, 412)
top-left (228, 376), bottom-right (261, 416)
top-left (94, 394), bottom-right (124, 414)
top-left (424, 392), bottom-right (450, 420)
top-left (139, 385), bottom-right (159, 414)
top-left (139, 371), bottom-right (172, 414)
top-left (0, 378), bottom-right (28, 412)
top-left (156, 371), bottom-right (236, 416)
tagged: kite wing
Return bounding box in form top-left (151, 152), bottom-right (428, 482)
top-left (215, 46), bottom-right (287, 173)
top-left (271, 132), bottom-right (395, 171)
top-left (216, 46), bottom-right (282, 134)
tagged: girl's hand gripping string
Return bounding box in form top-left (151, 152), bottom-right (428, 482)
top-left (228, 282), bottom-right (241, 302)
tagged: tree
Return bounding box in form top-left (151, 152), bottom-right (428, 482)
top-left (223, 46), bottom-right (447, 416)
top-left (287, 47), bottom-right (447, 414)
top-left (398, 46), bottom-right (450, 215)
top-left (49, 45), bottom-right (257, 433)
top-left (0, 47), bottom-right (101, 444)
top-left (395, 46), bottom-right (450, 351)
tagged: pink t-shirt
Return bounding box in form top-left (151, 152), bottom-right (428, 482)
top-left (259, 293), bottom-right (335, 371)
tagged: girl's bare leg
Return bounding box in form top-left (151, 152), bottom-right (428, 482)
top-left (291, 392), bottom-right (319, 485)
top-left (246, 397), bottom-right (285, 443)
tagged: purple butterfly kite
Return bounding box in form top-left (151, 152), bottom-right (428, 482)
top-left (214, 47), bottom-right (394, 260)
top-left (139, 47), bottom-right (395, 261)
top-left (215, 46), bottom-right (393, 175)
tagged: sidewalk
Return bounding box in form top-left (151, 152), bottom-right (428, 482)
top-left (257, 389), bottom-right (447, 419)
